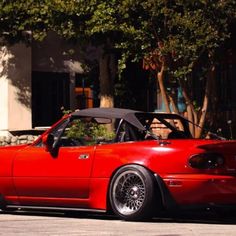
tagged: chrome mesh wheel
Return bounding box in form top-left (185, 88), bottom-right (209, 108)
top-left (112, 170), bottom-right (146, 215)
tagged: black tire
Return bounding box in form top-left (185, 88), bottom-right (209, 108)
top-left (109, 165), bottom-right (156, 221)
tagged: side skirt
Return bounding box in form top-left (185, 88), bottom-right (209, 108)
top-left (4, 205), bottom-right (106, 213)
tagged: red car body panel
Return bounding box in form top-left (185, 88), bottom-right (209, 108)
top-left (1, 137), bottom-right (236, 210)
top-left (92, 140), bottom-right (236, 206)
top-left (13, 145), bottom-right (96, 208)
top-left (0, 108), bottom-right (236, 217)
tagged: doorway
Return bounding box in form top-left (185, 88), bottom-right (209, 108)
top-left (32, 71), bottom-right (70, 127)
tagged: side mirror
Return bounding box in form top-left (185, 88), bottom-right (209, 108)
top-left (42, 133), bottom-right (55, 152)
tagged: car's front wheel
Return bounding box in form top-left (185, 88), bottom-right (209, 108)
top-left (109, 165), bottom-right (156, 221)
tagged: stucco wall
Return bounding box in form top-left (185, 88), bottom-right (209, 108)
top-left (0, 43), bottom-right (32, 134)
top-left (0, 52), bottom-right (9, 134)
top-left (32, 32), bottom-right (86, 74)
top-left (0, 32), bottom-right (100, 134)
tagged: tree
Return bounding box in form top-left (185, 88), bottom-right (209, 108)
top-left (1, 0), bottom-right (235, 136)
top-left (42, 0), bottom-right (123, 108)
top-left (0, 0), bottom-right (122, 108)
top-left (0, 0), bottom-right (50, 44)
top-left (114, 0), bottom-right (236, 137)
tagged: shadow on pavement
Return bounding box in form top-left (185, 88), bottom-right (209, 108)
top-left (152, 209), bottom-right (236, 225)
top-left (2, 209), bottom-right (236, 225)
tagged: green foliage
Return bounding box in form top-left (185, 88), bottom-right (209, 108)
top-left (66, 119), bottom-right (115, 144)
top-left (116, 0), bottom-right (236, 80)
top-left (65, 119), bottom-right (87, 140)
top-left (0, 0), bottom-right (51, 43)
top-left (1, 0), bottom-right (235, 111)
top-left (2, 0), bottom-right (235, 74)
top-left (61, 108), bottom-right (72, 116)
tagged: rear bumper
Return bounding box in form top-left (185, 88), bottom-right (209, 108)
top-left (161, 174), bottom-right (236, 206)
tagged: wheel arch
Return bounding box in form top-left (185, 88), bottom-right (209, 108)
top-left (106, 163), bottom-right (175, 213)
top-left (153, 173), bottom-right (177, 210)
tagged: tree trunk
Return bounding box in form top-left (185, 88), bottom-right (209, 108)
top-left (99, 53), bottom-right (116, 108)
top-left (168, 91), bottom-right (179, 114)
top-left (168, 93), bottom-right (184, 130)
top-left (157, 64), bottom-right (171, 113)
top-left (195, 66), bottom-right (213, 138)
top-left (156, 65), bottom-right (178, 128)
top-left (179, 79), bottom-right (198, 137)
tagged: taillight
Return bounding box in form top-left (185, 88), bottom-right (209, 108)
top-left (189, 153), bottom-right (224, 169)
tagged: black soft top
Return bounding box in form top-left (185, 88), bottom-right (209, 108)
top-left (72, 108), bottom-right (145, 130)
top-left (71, 107), bottom-right (190, 132)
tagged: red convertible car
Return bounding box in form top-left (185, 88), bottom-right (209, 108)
top-left (0, 108), bottom-right (236, 220)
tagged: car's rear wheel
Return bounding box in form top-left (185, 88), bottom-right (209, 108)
top-left (109, 165), bottom-right (156, 221)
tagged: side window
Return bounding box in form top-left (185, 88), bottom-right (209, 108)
top-left (150, 118), bottom-right (186, 139)
top-left (117, 121), bottom-right (145, 142)
top-left (33, 119), bottom-right (69, 147)
top-left (59, 118), bottom-right (115, 147)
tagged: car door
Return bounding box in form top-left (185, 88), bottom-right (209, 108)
top-left (13, 144), bottom-right (95, 207)
top-left (13, 117), bottom-right (96, 207)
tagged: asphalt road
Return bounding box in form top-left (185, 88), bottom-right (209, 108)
top-left (1, 210), bottom-right (236, 236)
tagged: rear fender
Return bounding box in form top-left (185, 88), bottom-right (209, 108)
top-left (153, 174), bottom-right (177, 210)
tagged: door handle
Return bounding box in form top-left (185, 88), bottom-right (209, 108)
top-left (78, 154), bottom-right (89, 159)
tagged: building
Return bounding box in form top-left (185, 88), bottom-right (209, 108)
top-left (0, 32), bottom-right (96, 136)
top-left (0, 27), bottom-right (235, 139)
